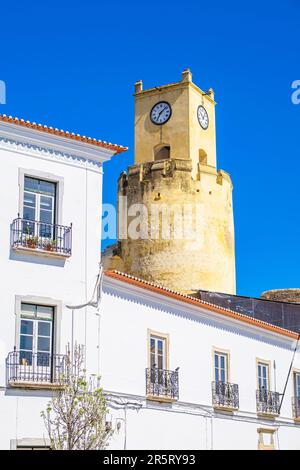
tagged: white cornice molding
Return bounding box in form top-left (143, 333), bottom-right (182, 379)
top-left (0, 120), bottom-right (116, 168)
top-left (103, 275), bottom-right (294, 348)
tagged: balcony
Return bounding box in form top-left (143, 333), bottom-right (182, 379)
top-left (7, 350), bottom-right (67, 389)
top-left (256, 389), bottom-right (280, 417)
top-left (146, 367), bottom-right (179, 402)
top-left (212, 381), bottom-right (239, 411)
top-left (11, 217), bottom-right (72, 258)
top-left (292, 397), bottom-right (300, 421)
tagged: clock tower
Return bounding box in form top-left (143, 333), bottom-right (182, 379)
top-left (103, 70), bottom-right (236, 295)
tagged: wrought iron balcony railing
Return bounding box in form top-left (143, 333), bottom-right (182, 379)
top-left (11, 217), bottom-right (72, 256)
top-left (292, 396), bottom-right (300, 419)
top-left (212, 381), bottom-right (239, 410)
top-left (256, 389), bottom-right (280, 415)
top-left (7, 350), bottom-right (67, 386)
top-left (146, 367), bottom-right (179, 401)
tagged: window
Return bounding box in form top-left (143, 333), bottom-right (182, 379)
top-left (19, 303), bottom-right (53, 368)
top-left (150, 335), bottom-right (166, 370)
top-left (258, 362), bottom-right (269, 390)
top-left (294, 372), bottom-right (300, 398)
top-left (23, 177), bottom-right (56, 237)
top-left (257, 428), bottom-right (276, 450)
top-left (214, 351), bottom-right (228, 383)
top-left (17, 446), bottom-right (50, 450)
top-left (154, 145), bottom-right (170, 161)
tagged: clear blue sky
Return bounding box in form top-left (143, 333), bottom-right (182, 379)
top-left (1, 1), bottom-right (300, 297)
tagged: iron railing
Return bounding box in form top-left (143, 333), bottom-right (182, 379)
top-left (212, 381), bottom-right (239, 409)
top-left (7, 350), bottom-right (67, 385)
top-left (11, 217), bottom-right (72, 256)
top-left (146, 367), bottom-right (179, 400)
top-left (256, 389), bottom-right (280, 415)
top-left (292, 396), bottom-right (300, 419)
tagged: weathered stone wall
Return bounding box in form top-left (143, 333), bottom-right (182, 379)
top-left (261, 289), bottom-right (300, 304)
top-left (103, 158), bottom-right (236, 295)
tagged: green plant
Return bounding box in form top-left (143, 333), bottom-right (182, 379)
top-left (43, 238), bottom-right (57, 251)
top-left (25, 235), bottom-right (39, 247)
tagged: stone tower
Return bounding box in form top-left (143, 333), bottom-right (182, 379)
top-left (103, 70), bottom-right (236, 295)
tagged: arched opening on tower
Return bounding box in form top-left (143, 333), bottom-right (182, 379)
top-left (154, 145), bottom-right (171, 161)
top-left (199, 149), bottom-right (207, 165)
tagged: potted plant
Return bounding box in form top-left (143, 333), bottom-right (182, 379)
top-left (43, 239), bottom-right (57, 252)
top-left (26, 235), bottom-right (38, 249)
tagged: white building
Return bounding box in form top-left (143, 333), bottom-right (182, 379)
top-left (100, 271), bottom-right (300, 450)
top-left (0, 115), bottom-right (127, 450)
top-left (0, 115), bottom-right (300, 450)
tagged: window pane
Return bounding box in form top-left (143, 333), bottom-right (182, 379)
top-left (37, 337), bottom-right (50, 352)
top-left (20, 350), bottom-right (32, 365)
top-left (215, 354), bottom-right (219, 368)
top-left (157, 340), bottom-right (163, 355)
top-left (38, 321), bottom-right (50, 337)
top-left (23, 207), bottom-right (35, 222)
top-left (21, 304), bottom-right (36, 317)
top-left (157, 355), bottom-right (163, 369)
top-left (20, 335), bottom-right (33, 351)
top-left (150, 338), bottom-right (155, 354)
top-left (37, 352), bottom-right (50, 367)
top-left (39, 210), bottom-right (53, 225)
top-left (21, 319), bottom-right (33, 335)
top-left (39, 180), bottom-right (56, 196)
top-left (24, 177), bottom-right (39, 192)
top-left (40, 196), bottom-right (53, 211)
top-left (220, 355), bottom-right (225, 369)
top-left (24, 191), bottom-right (36, 207)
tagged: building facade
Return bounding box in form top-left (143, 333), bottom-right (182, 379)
top-left (102, 272), bottom-right (300, 450)
top-left (0, 115), bottom-right (126, 449)
top-left (0, 92), bottom-right (300, 450)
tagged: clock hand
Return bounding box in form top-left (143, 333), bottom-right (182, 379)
top-left (158, 106), bottom-right (167, 117)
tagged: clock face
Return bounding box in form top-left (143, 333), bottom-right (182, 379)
top-left (150, 101), bottom-right (172, 125)
top-left (197, 105), bottom-right (209, 129)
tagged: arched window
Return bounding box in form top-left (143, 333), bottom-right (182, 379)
top-left (154, 145), bottom-right (170, 161)
top-left (199, 149), bottom-right (207, 165)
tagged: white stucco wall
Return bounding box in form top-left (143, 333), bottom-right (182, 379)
top-left (99, 277), bottom-right (300, 450)
top-left (0, 122), bottom-right (115, 449)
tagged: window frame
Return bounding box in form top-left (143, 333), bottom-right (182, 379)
top-left (19, 303), bottom-right (54, 367)
top-left (15, 295), bottom-right (62, 358)
top-left (147, 329), bottom-right (169, 371)
top-left (10, 438), bottom-right (50, 450)
top-left (256, 358), bottom-right (272, 391)
top-left (212, 347), bottom-right (231, 383)
top-left (18, 168), bottom-right (64, 226)
top-left (293, 369), bottom-right (300, 398)
top-left (257, 427), bottom-right (277, 450)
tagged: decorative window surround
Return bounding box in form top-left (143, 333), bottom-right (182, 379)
top-left (257, 427), bottom-right (277, 450)
top-left (10, 295), bottom-right (63, 389)
top-left (10, 438), bottom-right (50, 450)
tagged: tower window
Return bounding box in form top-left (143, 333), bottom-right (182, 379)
top-left (154, 145), bottom-right (170, 161)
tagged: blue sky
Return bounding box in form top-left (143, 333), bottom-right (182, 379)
top-left (1, 0), bottom-right (300, 297)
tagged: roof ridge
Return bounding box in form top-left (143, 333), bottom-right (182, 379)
top-left (0, 114), bottom-right (128, 154)
top-left (105, 270), bottom-right (298, 340)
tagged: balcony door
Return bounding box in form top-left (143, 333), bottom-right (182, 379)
top-left (18, 303), bottom-right (54, 382)
top-left (294, 373), bottom-right (300, 398)
top-left (214, 352), bottom-right (228, 383)
top-left (150, 335), bottom-right (167, 370)
top-left (23, 176), bottom-right (56, 239)
top-left (258, 362), bottom-right (269, 391)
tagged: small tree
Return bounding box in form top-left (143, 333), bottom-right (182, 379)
top-left (41, 344), bottom-right (113, 450)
